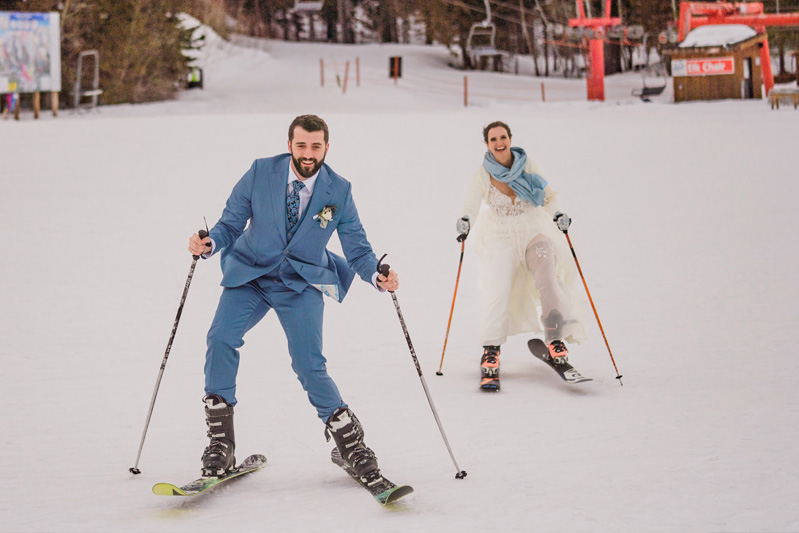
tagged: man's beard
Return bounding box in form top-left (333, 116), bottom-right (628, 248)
top-left (291, 154), bottom-right (325, 178)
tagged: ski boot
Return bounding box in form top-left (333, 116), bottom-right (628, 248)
top-left (201, 394), bottom-right (236, 477)
top-left (325, 407), bottom-right (380, 482)
top-left (547, 339), bottom-right (569, 365)
top-left (480, 345), bottom-right (500, 391)
top-left (542, 309), bottom-right (564, 342)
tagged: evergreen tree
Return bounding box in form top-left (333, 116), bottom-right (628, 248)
top-left (8, 0), bottom-right (193, 105)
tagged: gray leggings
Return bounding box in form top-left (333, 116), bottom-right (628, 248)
top-left (525, 235), bottom-right (567, 341)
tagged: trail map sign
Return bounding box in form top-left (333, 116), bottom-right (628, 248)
top-left (0, 12), bottom-right (62, 93)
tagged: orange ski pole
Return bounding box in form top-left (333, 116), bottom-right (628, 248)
top-left (436, 239), bottom-right (466, 376)
top-left (563, 230), bottom-right (624, 386)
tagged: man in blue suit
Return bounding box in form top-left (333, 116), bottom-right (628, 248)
top-left (188, 115), bottom-right (399, 483)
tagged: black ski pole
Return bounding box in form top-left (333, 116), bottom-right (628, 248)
top-left (129, 229), bottom-right (210, 475)
top-left (377, 254), bottom-right (467, 480)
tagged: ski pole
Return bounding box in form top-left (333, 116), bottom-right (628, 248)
top-left (377, 254), bottom-right (467, 480)
top-left (436, 239), bottom-right (466, 376)
top-left (561, 229), bottom-right (624, 386)
top-left (129, 229), bottom-right (210, 475)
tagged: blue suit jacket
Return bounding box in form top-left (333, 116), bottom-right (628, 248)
top-left (208, 154), bottom-right (379, 302)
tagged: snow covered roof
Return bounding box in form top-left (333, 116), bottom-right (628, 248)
top-left (679, 24), bottom-right (757, 48)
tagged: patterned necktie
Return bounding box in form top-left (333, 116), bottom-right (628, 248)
top-left (286, 180), bottom-right (305, 228)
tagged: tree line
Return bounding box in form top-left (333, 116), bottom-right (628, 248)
top-left (1, 0), bottom-right (795, 106)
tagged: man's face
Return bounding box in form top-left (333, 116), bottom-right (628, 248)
top-left (288, 127), bottom-right (328, 179)
top-left (486, 126), bottom-right (512, 164)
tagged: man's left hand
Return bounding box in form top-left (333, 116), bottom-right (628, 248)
top-left (377, 269), bottom-right (399, 292)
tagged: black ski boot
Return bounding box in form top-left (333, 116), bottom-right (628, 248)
top-left (325, 407), bottom-right (379, 480)
top-left (542, 309), bottom-right (564, 342)
top-left (480, 345), bottom-right (500, 391)
top-left (201, 394), bottom-right (236, 477)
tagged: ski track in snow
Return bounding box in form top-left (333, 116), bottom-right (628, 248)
top-left (1, 27), bottom-right (798, 533)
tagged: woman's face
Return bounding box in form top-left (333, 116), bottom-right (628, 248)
top-left (486, 126), bottom-right (512, 166)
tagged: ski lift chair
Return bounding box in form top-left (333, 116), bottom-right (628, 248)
top-left (467, 23), bottom-right (497, 58)
top-left (632, 62), bottom-right (667, 102)
top-left (466, 0), bottom-right (502, 70)
top-left (467, 24), bottom-right (502, 71)
top-left (293, 1), bottom-right (323, 11)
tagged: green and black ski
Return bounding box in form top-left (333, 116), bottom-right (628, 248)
top-left (152, 454), bottom-right (266, 496)
top-left (331, 448), bottom-right (413, 505)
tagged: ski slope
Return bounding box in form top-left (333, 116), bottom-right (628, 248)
top-left (1, 22), bottom-right (798, 533)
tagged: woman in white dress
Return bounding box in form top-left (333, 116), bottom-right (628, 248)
top-left (456, 121), bottom-right (589, 389)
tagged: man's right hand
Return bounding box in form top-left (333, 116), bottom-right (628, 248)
top-left (189, 232), bottom-right (212, 257)
top-left (456, 215), bottom-right (470, 242)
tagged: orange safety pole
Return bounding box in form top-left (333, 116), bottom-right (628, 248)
top-left (464, 76), bottom-right (468, 107)
top-left (563, 231), bottom-right (623, 385)
top-left (436, 239), bottom-right (466, 376)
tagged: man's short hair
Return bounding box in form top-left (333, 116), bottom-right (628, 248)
top-left (289, 115), bottom-right (329, 143)
top-left (482, 121), bottom-right (512, 142)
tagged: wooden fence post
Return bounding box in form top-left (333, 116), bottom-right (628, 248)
top-left (342, 61), bottom-right (350, 94)
top-left (320, 58), bottom-right (324, 87)
top-left (464, 76), bottom-right (468, 107)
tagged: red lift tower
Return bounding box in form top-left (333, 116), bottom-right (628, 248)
top-left (569, 1), bottom-right (621, 101)
top-left (677, 2), bottom-right (799, 95)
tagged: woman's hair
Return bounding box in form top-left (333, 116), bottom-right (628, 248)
top-left (482, 121), bottom-right (512, 142)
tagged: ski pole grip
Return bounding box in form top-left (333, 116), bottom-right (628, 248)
top-left (193, 229), bottom-right (210, 260)
top-left (376, 253), bottom-right (390, 277)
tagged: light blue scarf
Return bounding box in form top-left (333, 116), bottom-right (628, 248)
top-left (483, 147), bottom-right (547, 207)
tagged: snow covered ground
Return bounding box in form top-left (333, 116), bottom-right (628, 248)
top-left (1, 25), bottom-right (798, 533)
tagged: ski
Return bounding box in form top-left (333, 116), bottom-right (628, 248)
top-left (330, 448), bottom-right (413, 505)
top-left (152, 454), bottom-right (266, 496)
top-left (480, 347), bottom-right (500, 392)
top-left (480, 375), bottom-right (500, 391)
top-left (527, 339), bottom-right (592, 384)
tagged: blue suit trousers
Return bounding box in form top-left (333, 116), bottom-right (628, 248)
top-left (204, 280), bottom-right (347, 421)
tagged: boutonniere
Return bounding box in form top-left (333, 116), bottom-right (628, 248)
top-left (312, 205), bottom-right (337, 228)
